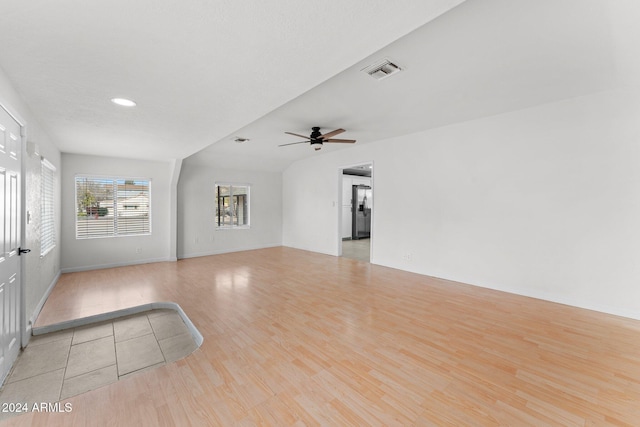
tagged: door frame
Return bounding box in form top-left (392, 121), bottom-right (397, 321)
top-left (0, 98), bottom-right (28, 351)
top-left (337, 160), bottom-right (374, 261)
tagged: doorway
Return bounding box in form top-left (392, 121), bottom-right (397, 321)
top-left (0, 103), bottom-right (24, 383)
top-left (339, 163), bottom-right (373, 262)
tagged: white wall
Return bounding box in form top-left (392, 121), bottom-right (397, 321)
top-left (283, 87), bottom-right (640, 320)
top-left (177, 161), bottom-right (282, 258)
top-left (61, 154), bottom-right (173, 271)
top-left (0, 67), bottom-right (62, 332)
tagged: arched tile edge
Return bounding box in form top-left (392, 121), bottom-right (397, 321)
top-left (31, 302), bottom-right (204, 347)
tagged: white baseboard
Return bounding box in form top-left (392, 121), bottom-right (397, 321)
top-left (281, 243), bottom-right (336, 257)
top-left (502, 288), bottom-right (640, 321)
top-left (29, 270), bottom-right (61, 327)
top-left (22, 269), bottom-right (62, 347)
top-left (374, 259), bottom-right (640, 321)
top-left (178, 243), bottom-right (281, 259)
top-left (61, 257), bottom-right (175, 273)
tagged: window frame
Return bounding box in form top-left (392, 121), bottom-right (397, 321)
top-left (40, 158), bottom-right (56, 256)
top-left (214, 182), bottom-right (251, 230)
top-left (74, 174), bottom-right (152, 239)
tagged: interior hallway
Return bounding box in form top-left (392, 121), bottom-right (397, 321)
top-left (341, 238), bottom-right (370, 262)
top-left (3, 247), bottom-right (639, 426)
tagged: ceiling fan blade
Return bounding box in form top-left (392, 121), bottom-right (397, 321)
top-left (285, 132), bottom-right (311, 139)
top-left (325, 138), bottom-right (356, 143)
top-left (320, 128), bottom-right (345, 139)
top-left (278, 141), bottom-right (309, 147)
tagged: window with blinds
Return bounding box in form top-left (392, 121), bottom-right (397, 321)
top-left (75, 176), bottom-right (151, 239)
top-left (40, 158), bottom-right (56, 255)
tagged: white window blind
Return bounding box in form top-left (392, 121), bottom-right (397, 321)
top-left (75, 176), bottom-right (151, 239)
top-left (40, 158), bottom-right (56, 255)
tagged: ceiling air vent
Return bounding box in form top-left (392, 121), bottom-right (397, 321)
top-left (362, 59), bottom-right (402, 81)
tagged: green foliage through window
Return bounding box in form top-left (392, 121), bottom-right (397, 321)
top-left (75, 176), bottom-right (151, 239)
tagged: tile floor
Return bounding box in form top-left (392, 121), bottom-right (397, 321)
top-left (0, 309), bottom-right (197, 421)
top-left (342, 237), bottom-right (370, 262)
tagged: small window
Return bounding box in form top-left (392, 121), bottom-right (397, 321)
top-left (75, 176), bottom-right (151, 239)
top-left (215, 183), bottom-right (250, 228)
top-left (41, 158), bottom-right (56, 256)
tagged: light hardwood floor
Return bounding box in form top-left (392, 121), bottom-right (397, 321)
top-left (2, 247), bottom-right (640, 426)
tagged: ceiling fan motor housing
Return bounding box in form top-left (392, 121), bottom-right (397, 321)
top-left (310, 127), bottom-right (323, 140)
top-left (310, 127), bottom-right (324, 148)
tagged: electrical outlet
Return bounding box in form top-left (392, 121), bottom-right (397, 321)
top-left (195, 236), bottom-right (199, 243)
top-left (135, 247), bottom-right (142, 254)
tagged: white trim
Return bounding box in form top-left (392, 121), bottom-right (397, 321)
top-left (75, 173), bottom-right (151, 181)
top-left (337, 161), bottom-right (374, 260)
top-left (497, 288), bottom-right (640, 321)
top-left (0, 99), bottom-right (27, 128)
top-left (178, 243), bottom-right (281, 259)
top-left (373, 259), bottom-right (640, 321)
top-left (214, 181), bottom-right (252, 187)
top-left (169, 159), bottom-right (182, 262)
top-left (41, 157), bottom-right (56, 171)
top-left (214, 225), bottom-right (251, 231)
top-left (337, 173), bottom-right (343, 257)
top-left (60, 256), bottom-right (173, 273)
top-left (40, 245), bottom-right (56, 258)
top-left (32, 302), bottom-right (203, 347)
top-left (23, 269), bottom-right (62, 345)
top-left (281, 243), bottom-right (336, 258)
top-left (338, 160), bottom-right (375, 171)
top-left (0, 99), bottom-right (30, 359)
top-left (214, 182), bottom-right (251, 229)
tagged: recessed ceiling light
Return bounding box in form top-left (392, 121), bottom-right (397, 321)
top-left (111, 98), bottom-right (137, 107)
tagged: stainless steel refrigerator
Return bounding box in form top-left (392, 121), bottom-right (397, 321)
top-left (352, 185), bottom-right (371, 240)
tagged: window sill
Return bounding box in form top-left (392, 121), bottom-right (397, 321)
top-left (40, 245), bottom-right (56, 258)
top-left (215, 226), bottom-right (251, 231)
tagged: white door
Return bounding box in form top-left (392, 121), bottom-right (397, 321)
top-left (0, 105), bottom-right (22, 383)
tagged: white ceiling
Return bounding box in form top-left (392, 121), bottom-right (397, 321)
top-left (0, 0), bottom-right (465, 162)
top-left (192, 0), bottom-right (626, 171)
top-left (0, 1), bottom-right (633, 172)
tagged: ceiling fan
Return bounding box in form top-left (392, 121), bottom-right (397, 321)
top-left (279, 127), bottom-right (356, 151)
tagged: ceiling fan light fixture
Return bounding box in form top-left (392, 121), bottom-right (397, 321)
top-left (310, 139), bottom-right (323, 150)
top-left (111, 97), bottom-right (137, 107)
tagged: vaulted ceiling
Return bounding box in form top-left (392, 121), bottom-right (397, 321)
top-left (0, 0), bottom-right (465, 161)
top-left (1, 1), bottom-right (636, 171)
